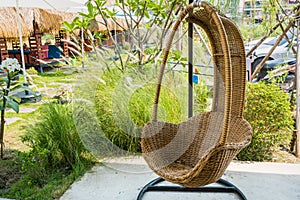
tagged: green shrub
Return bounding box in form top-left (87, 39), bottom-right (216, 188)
top-left (21, 103), bottom-right (93, 183)
top-left (238, 82), bottom-right (294, 161)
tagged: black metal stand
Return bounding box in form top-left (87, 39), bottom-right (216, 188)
top-left (137, 177), bottom-right (247, 200)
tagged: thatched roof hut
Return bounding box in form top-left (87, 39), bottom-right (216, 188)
top-left (0, 7), bottom-right (64, 38)
top-left (0, 2), bottom-right (132, 39)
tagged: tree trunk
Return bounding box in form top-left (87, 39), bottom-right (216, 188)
top-left (0, 88), bottom-right (8, 159)
top-left (250, 21), bottom-right (295, 81)
top-left (0, 72), bottom-right (11, 159)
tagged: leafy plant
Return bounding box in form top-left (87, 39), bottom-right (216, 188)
top-left (62, 0), bottom-right (187, 72)
top-left (238, 82), bottom-right (294, 161)
top-left (0, 58), bottom-right (28, 159)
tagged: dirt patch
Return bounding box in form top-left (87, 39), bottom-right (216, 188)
top-left (272, 148), bottom-right (300, 164)
top-left (0, 151), bottom-right (23, 192)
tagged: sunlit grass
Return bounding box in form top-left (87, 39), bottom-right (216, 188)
top-left (1, 68), bottom-right (96, 200)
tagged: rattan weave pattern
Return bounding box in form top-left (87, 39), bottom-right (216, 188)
top-left (141, 1), bottom-right (252, 188)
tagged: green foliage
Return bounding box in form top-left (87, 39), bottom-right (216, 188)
top-left (94, 65), bottom-right (210, 153)
top-left (20, 103), bottom-right (94, 183)
top-left (238, 82), bottom-right (294, 161)
top-left (239, 23), bottom-right (269, 41)
top-left (94, 68), bottom-right (143, 153)
top-left (0, 58), bottom-right (28, 158)
top-left (51, 69), bottom-right (66, 77)
top-left (17, 149), bottom-right (49, 186)
top-left (0, 72), bottom-right (22, 113)
top-left (0, 72), bottom-right (95, 200)
top-left (62, 0), bottom-right (187, 72)
top-left (26, 67), bottom-right (39, 75)
top-left (3, 158), bottom-right (94, 200)
top-left (194, 79), bottom-right (210, 114)
top-left (94, 68), bottom-right (140, 152)
top-left (129, 84), bottom-right (183, 125)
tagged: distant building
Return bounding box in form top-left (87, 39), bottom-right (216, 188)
top-left (240, 0), bottom-right (297, 24)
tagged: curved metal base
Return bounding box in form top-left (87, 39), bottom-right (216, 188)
top-left (137, 177), bottom-right (247, 200)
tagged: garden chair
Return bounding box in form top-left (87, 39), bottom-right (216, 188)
top-left (138, 1), bottom-right (252, 199)
top-left (0, 38), bottom-right (8, 63)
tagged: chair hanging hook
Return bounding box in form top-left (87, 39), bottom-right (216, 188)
top-left (194, 0), bottom-right (202, 7)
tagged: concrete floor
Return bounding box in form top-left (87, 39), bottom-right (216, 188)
top-left (60, 157), bottom-right (300, 200)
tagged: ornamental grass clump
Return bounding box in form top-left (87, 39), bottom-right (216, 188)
top-left (22, 103), bottom-right (87, 169)
top-left (94, 66), bottom-right (210, 153)
top-left (21, 103), bottom-right (93, 183)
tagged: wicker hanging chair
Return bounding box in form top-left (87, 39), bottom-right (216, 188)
top-left (141, 1), bottom-right (253, 188)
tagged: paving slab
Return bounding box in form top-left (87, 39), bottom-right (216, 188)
top-left (60, 157), bottom-right (300, 200)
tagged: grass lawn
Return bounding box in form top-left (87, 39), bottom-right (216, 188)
top-left (0, 66), bottom-right (95, 200)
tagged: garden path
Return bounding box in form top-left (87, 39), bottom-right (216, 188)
top-left (60, 156), bottom-right (300, 200)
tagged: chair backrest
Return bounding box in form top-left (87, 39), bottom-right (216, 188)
top-left (187, 9), bottom-right (246, 118)
top-left (0, 38), bottom-right (9, 63)
top-left (220, 16), bottom-right (246, 117)
top-left (55, 30), bottom-right (69, 58)
top-left (152, 1), bottom-right (234, 146)
top-left (12, 40), bottom-right (20, 50)
top-left (29, 32), bottom-right (45, 63)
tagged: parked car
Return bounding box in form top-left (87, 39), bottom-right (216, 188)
top-left (245, 28), bottom-right (297, 73)
top-left (244, 37), bottom-right (275, 53)
top-left (252, 58), bottom-right (296, 93)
